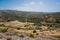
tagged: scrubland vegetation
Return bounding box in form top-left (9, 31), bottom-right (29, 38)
top-left (0, 10), bottom-right (60, 40)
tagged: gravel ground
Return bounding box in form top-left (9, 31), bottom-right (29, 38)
top-left (0, 33), bottom-right (60, 40)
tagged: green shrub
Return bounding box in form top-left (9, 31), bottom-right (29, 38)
top-left (34, 23), bottom-right (42, 26)
top-left (24, 24), bottom-right (29, 27)
top-left (29, 34), bottom-right (34, 38)
top-left (0, 27), bottom-right (9, 33)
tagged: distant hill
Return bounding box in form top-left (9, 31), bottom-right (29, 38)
top-left (0, 10), bottom-right (60, 23)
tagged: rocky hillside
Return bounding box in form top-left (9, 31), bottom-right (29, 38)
top-left (0, 10), bottom-right (60, 23)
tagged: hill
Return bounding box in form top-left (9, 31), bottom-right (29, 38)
top-left (0, 10), bottom-right (60, 23)
top-left (0, 10), bottom-right (60, 40)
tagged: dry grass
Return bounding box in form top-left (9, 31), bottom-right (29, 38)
top-left (0, 20), bottom-right (60, 39)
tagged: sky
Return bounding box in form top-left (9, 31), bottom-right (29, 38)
top-left (0, 0), bottom-right (60, 12)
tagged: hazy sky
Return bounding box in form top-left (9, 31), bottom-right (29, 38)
top-left (0, 0), bottom-right (60, 12)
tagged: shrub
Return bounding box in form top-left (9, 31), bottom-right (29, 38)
top-left (24, 24), bottom-right (29, 27)
top-left (7, 38), bottom-right (12, 40)
top-left (0, 24), bottom-right (5, 27)
top-left (36, 33), bottom-right (39, 35)
top-left (33, 30), bottom-right (37, 33)
top-left (0, 27), bottom-right (9, 33)
top-left (19, 35), bottom-right (24, 38)
top-left (29, 34), bottom-right (34, 38)
top-left (34, 23), bottom-right (42, 26)
top-left (16, 27), bottom-right (20, 30)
